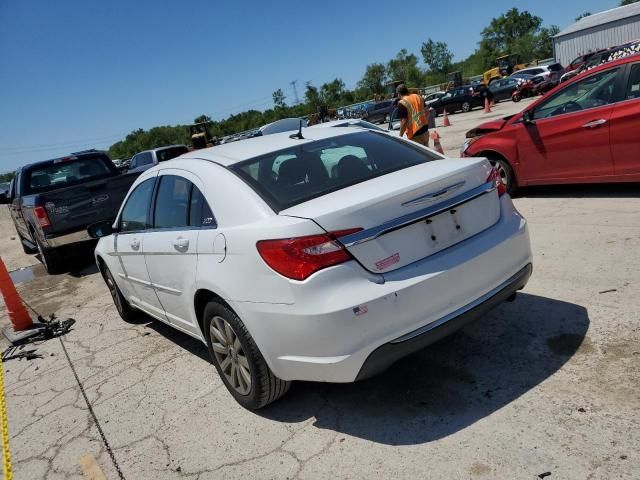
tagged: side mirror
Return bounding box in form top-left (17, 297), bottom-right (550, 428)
top-left (522, 109), bottom-right (536, 125)
top-left (88, 221), bottom-right (115, 239)
top-left (0, 193), bottom-right (10, 205)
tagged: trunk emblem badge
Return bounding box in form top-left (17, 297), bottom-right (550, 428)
top-left (402, 181), bottom-right (466, 207)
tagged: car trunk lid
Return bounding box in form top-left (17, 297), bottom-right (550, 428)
top-left (280, 158), bottom-right (501, 273)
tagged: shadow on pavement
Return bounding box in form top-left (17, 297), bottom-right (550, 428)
top-left (516, 183), bottom-right (639, 199)
top-left (257, 293), bottom-right (589, 445)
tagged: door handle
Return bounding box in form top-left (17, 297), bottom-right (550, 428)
top-left (130, 238), bottom-right (140, 250)
top-left (582, 119), bottom-right (607, 128)
top-left (173, 237), bottom-right (189, 252)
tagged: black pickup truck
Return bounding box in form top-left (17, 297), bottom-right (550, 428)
top-left (1, 150), bottom-right (139, 273)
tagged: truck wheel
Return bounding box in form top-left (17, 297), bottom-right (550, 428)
top-left (203, 301), bottom-right (290, 410)
top-left (35, 237), bottom-right (63, 274)
top-left (102, 266), bottom-right (137, 322)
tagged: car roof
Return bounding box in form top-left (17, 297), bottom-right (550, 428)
top-left (180, 127), bottom-right (370, 166)
top-left (137, 144), bottom-right (187, 154)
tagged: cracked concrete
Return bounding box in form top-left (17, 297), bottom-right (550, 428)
top-left (0, 101), bottom-right (639, 479)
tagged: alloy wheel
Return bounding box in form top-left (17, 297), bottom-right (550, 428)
top-left (209, 315), bottom-right (252, 395)
top-left (490, 160), bottom-right (509, 187)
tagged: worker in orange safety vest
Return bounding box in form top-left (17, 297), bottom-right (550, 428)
top-left (396, 84), bottom-right (430, 147)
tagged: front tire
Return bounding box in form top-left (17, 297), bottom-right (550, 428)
top-left (203, 301), bottom-right (290, 410)
top-left (487, 156), bottom-right (517, 195)
top-left (512, 93), bottom-right (521, 102)
top-left (462, 101), bottom-right (471, 113)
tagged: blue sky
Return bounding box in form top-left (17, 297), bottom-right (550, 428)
top-left (0, 0), bottom-right (620, 170)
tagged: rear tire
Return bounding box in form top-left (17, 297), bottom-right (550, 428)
top-left (35, 236), bottom-right (63, 274)
top-left (19, 233), bottom-right (37, 254)
top-left (512, 93), bottom-right (521, 103)
top-left (462, 102), bottom-right (471, 113)
top-left (102, 266), bottom-right (138, 322)
top-left (203, 301), bottom-right (290, 410)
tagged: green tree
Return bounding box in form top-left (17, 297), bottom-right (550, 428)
top-left (320, 78), bottom-right (346, 107)
top-left (480, 8), bottom-right (543, 66)
top-left (420, 39), bottom-right (453, 74)
top-left (386, 49), bottom-right (424, 86)
top-left (620, 0), bottom-right (639, 5)
top-left (272, 88), bottom-right (286, 109)
top-left (575, 12), bottom-right (591, 21)
top-left (194, 114), bottom-right (212, 124)
top-left (304, 82), bottom-right (322, 112)
top-left (357, 63), bottom-right (387, 97)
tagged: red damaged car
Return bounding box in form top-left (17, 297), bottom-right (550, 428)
top-left (461, 54), bottom-right (640, 193)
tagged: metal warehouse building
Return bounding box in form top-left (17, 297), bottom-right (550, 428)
top-left (553, 2), bottom-right (640, 66)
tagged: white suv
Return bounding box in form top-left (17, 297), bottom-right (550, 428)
top-left (91, 127), bottom-right (532, 409)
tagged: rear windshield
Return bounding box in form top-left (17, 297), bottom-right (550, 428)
top-left (232, 131), bottom-right (440, 211)
top-left (25, 155), bottom-right (113, 194)
top-left (157, 146), bottom-right (188, 162)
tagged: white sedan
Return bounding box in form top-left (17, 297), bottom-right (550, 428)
top-left (90, 127), bottom-right (532, 409)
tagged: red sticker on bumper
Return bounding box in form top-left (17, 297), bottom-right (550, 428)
top-left (375, 253), bottom-right (400, 270)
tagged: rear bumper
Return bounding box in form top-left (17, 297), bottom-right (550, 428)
top-left (355, 263), bottom-right (532, 380)
top-left (45, 229), bottom-right (92, 248)
top-left (234, 195), bottom-right (533, 383)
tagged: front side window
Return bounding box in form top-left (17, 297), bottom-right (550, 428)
top-left (139, 152), bottom-right (153, 166)
top-left (120, 179), bottom-right (155, 232)
top-left (233, 131), bottom-right (440, 211)
top-left (153, 175), bottom-right (191, 229)
top-left (533, 68), bottom-right (620, 120)
top-left (156, 146), bottom-right (188, 162)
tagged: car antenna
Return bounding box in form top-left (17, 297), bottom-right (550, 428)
top-left (289, 120), bottom-right (305, 140)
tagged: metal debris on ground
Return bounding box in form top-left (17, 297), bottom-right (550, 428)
top-left (1, 346), bottom-right (42, 362)
top-left (598, 288), bottom-right (617, 294)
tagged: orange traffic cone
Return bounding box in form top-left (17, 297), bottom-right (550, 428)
top-left (430, 130), bottom-right (445, 155)
top-left (0, 257), bottom-right (33, 331)
top-left (442, 109), bottom-right (451, 127)
top-left (484, 97), bottom-right (492, 113)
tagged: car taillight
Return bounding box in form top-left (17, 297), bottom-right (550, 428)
top-left (33, 206), bottom-right (51, 227)
top-left (256, 228), bottom-right (362, 281)
top-left (487, 167), bottom-right (506, 197)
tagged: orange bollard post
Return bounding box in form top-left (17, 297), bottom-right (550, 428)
top-left (0, 258), bottom-right (33, 331)
top-left (430, 130), bottom-right (445, 155)
top-left (442, 109), bottom-right (451, 127)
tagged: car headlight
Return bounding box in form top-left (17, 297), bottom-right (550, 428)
top-left (460, 136), bottom-right (479, 156)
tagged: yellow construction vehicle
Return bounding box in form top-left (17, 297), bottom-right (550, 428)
top-left (483, 54), bottom-right (529, 85)
top-left (189, 122), bottom-right (217, 150)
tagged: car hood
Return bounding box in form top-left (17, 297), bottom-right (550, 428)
top-left (465, 115), bottom-right (514, 138)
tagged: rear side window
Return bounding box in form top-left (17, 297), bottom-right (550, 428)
top-left (232, 131), bottom-right (440, 212)
top-left (157, 146), bottom-right (188, 162)
top-left (189, 187), bottom-right (216, 227)
top-left (25, 155), bottom-right (112, 194)
top-left (120, 179), bottom-right (155, 232)
top-left (154, 175), bottom-right (190, 229)
top-left (626, 64), bottom-right (640, 100)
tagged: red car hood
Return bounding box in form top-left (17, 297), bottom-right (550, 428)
top-left (466, 115), bottom-right (514, 138)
